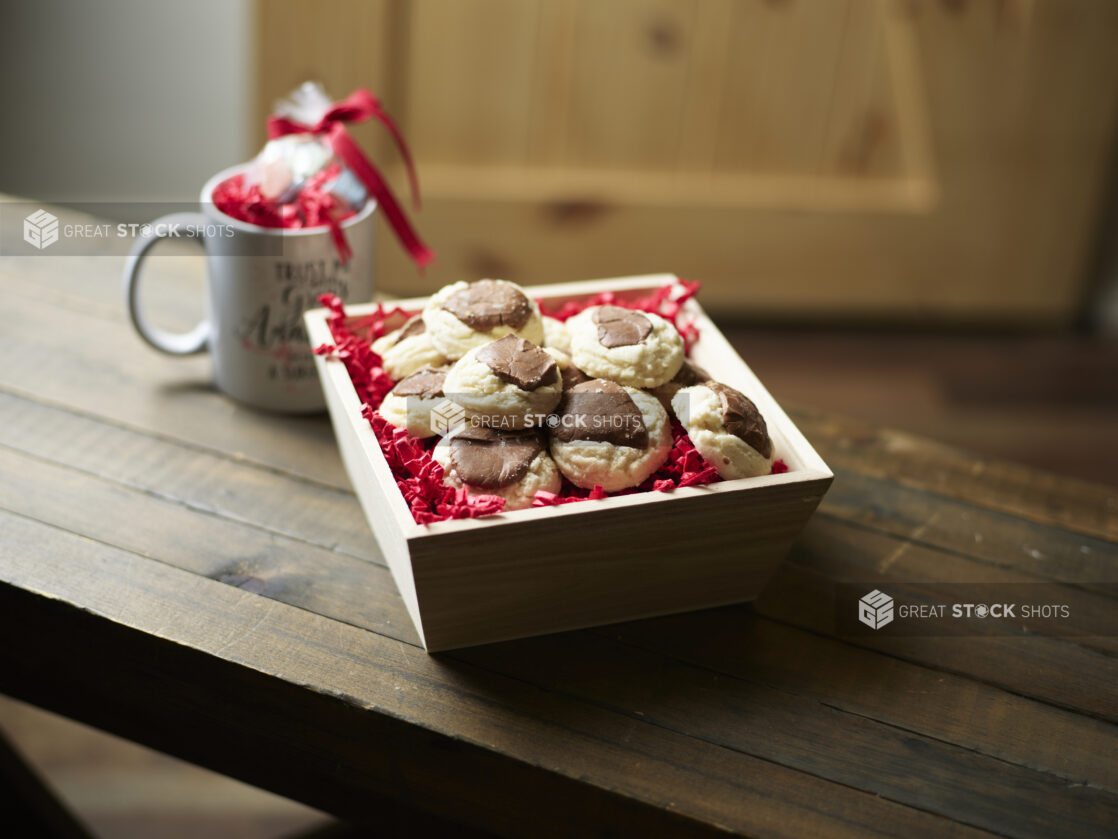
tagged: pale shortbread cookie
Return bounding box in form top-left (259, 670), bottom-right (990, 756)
top-left (442, 338), bottom-right (562, 430)
top-left (371, 316), bottom-right (447, 380)
top-left (422, 279), bottom-right (544, 360)
top-left (377, 367), bottom-right (448, 439)
top-left (542, 346), bottom-right (594, 390)
top-left (672, 383), bottom-right (774, 479)
top-left (542, 346), bottom-right (572, 368)
top-left (542, 316), bottom-right (572, 354)
top-left (433, 431), bottom-right (561, 511)
top-left (378, 393), bottom-right (440, 438)
top-left (568, 305), bottom-right (684, 388)
top-left (549, 384), bottom-right (671, 492)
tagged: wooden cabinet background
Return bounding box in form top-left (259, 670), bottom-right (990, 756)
top-left (256, 0), bottom-right (1118, 322)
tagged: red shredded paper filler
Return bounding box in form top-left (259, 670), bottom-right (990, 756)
top-left (315, 281), bottom-right (787, 524)
top-left (213, 163), bottom-right (359, 265)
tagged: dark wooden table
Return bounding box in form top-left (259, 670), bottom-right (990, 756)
top-left (1, 207), bottom-right (1116, 838)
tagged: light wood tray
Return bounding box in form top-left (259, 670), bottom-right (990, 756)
top-left (305, 274), bottom-right (833, 651)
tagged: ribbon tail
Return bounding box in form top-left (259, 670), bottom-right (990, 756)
top-left (327, 212), bottom-right (353, 266)
top-left (327, 124), bottom-right (434, 269)
top-left (367, 104), bottom-right (423, 211)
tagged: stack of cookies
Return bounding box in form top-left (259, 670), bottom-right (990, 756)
top-left (375, 279), bottom-right (775, 510)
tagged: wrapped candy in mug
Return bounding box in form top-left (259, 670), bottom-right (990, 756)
top-left (214, 81), bottom-right (432, 266)
top-left (123, 82), bottom-right (432, 413)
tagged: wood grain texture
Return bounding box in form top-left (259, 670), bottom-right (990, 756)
top-left (255, 0), bottom-right (1118, 322)
top-left (3, 383), bottom-right (1114, 797)
top-left (725, 326), bottom-right (1118, 487)
top-left (793, 408), bottom-right (1118, 542)
top-left (0, 513), bottom-right (1008, 839)
top-left (0, 284), bottom-right (348, 489)
top-left (2, 211), bottom-right (1117, 836)
top-left (253, 0), bottom-right (396, 157)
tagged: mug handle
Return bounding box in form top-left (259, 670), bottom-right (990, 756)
top-left (123, 212), bottom-right (211, 355)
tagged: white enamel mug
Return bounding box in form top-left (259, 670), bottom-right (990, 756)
top-left (124, 164), bottom-right (375, 413)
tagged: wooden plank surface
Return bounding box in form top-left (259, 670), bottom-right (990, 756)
top-left (2, 213), bottom-right (1117, 837)
top-left (1, 514), bottom-right (1005, 839)
top-left (796, 409), bottom-right (1118, 542)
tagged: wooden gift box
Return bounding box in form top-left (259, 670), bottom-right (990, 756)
top-left (305, 274), bottom-right (833, 652)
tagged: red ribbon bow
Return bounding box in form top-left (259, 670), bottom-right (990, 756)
top-left (268, 88), bottom-right (434, 269)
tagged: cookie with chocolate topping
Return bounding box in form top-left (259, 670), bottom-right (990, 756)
top-left (378, 366), bottom-right (450, 438)
top-left (548, 379), bottom-right (672, 492)
top-left (422, 279), bottom-right (544, 359)
top-left (672, 382), bottom-right (774, 479)
top-left (649, 358), bottom-right (711, 414)
top-left (433, 426), bottom-right (561, 511)
top-left (442, 335), bottom-right (563, 430)
top-left (567, 305), bottom-right (684, 388)
top-left (371, 314), bottom-right (448, 379)
top-left (542, 315), bottom-right (572, 354)
top-left (538, 345), bottom-right (591, 390)
top-left (559, 362), bottom-right (592, 390)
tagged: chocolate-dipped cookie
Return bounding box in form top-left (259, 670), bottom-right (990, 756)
top-left (542, 315), bottom-right (572, 354)
top-left (672, 382), bottom-right (774, 479)
top-left (567, 305), bottom-right (684, 388)
top-left (433, 426), bottom-right (561, 510)
top-left (378, 366), bottom-right (450, 439)
top-left (422, 279), bottom-right (544, 359)
top-left (442, 335), bottom-right (563, 430)
top-left (548, 379), bottom-right (671, 491)
top-left (649, 358), bottom-right (711, 414)
top-left (539, 345), bottom-right (591, 390)
top-left (371, 314), bottom-right (448, 380)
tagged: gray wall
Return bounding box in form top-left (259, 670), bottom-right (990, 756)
top-left (0, 0), bottom-right (251, 205)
